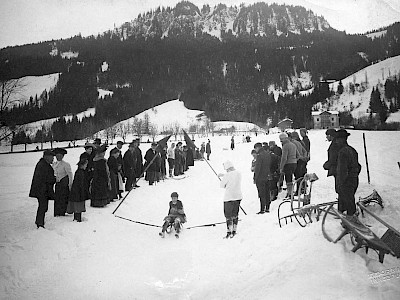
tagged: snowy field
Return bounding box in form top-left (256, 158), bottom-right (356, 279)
top-left (0, 129), bottom-right (400, 299)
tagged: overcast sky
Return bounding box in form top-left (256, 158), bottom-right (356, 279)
top-left (0, 0), bottom-right (399, 49)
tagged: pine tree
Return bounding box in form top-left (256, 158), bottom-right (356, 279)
top-left (337, 80), bottom-right (344, 94)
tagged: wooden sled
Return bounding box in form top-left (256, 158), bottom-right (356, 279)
top-left (358, 189), bottom-right (384, 211)
top-left (321, 204), bottom-right (396, 263)
top-left (358, 202), bottom-right (400, 259)
top-left (278, 173), bottom-right (334, 227)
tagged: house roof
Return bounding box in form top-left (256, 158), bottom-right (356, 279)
top-left (312, 111), bottom-right (339, 116)
top-left (277, 118), bottom-right (293, 124)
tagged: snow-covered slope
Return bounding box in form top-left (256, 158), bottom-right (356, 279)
top-left (316, 55), bottom-right (400, 119)
top-left (8, 73), bottom-right (59, 105)
top-left (112, 99), bottom-right (204, 132)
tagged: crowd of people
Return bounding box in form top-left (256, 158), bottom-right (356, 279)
top-left (29, 137), bottom-right (197, 228)
top-left (249, 129), bottom-right (310, 214)
top-left (29, 128), bottom-right (361, 232)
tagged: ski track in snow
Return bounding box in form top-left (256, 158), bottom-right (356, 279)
top-left (0, 130), bottom-right (400, 299)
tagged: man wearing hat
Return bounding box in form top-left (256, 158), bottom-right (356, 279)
top-left (335, 129), bottom-right (361, 216)
top-left (144, 142), bottom-right (161, 185)
top-left (133, 139), bottom-right (143, 182)
top-left (29, 150), bottom-right (56, 228)
top-left (123, 142), bottom-right (138, 191)
top-left (93, 138), bottom-right (101, 147)
top-left (323, 129), bottom-right (339, 178)
top-left (53, 148), bottom-right (73, 216)
top-left (253, 142), bottom-right (272, 214)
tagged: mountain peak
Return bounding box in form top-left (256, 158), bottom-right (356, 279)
top-left (113, 1), bottom-right (331, 40)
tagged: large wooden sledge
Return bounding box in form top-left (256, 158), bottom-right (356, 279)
top-left (321, 203), bottom-right (398, 263)
top-left (277, 173), bottom-right (337, 227)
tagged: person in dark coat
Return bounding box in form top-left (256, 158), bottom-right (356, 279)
top-left (174, 142), bottom-right (183, 176)
top-left (182, 145), bottom-right (188, 171)
top-left (144, 142), bottom-right (161, 185)
top-left (160, 145), bottom-right (167, 180)
top-left (107, 148), bottom-right (120, 201)
top-left (200, 142), bottom-right (205, 159)
top-left (134, 139), bottom-right (144, 178)
top-left (80, 143), bottom-right (95, 199)
top-left (90, 145), bottom-right (111, 207)
top-left (323, 129), bottom-right (339, 178)
top-left (335, 129), bottom-right (361, 216)
top-left (268, 148), bottom-right (280, 201)
top-left (53, 148), bottom-right (73, 217)
top-left (186, 143), bottom-right (194, 167)
top-left (300, 128), bottom-right (310, 160)
top-left (254, 143), bottom-right (272, 214)
top-left (206, 140), bottom-right (211, 160)
top-left (269, 141), bottom-right (282, 157)
top-left (230, 136), bottom-right (235, 150)
top-left (113, 141), bottom-right (124, 198)
top-left (67, 159), bottom-right (88, 222)
top-left (29, 150), bottom-right (56, 228)
top-left (123, 143), bottom-right (137, 191)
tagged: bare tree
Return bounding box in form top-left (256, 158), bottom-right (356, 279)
top-left (1, 78), bottom-right (27, 116)
top-left (116, 123), bottom-right (129, 143)
top-left (149, 123), bottom-right (158, 142)
top-left (173, 122), bottom-right (180, 140)
top-left (103, 119), bottom-right (117, 144)
top-left (132, 117), bottom-right (143, 140)
top-left (0, 78), bottom-right (27, 142)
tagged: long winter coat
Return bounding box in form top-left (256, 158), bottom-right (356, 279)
top-left (107, 156), bottom-right (119, 200)
top-left (336, 143), bottom-right (361, 188)
top-left (29, 158), bottom-right (56, 200)
top-left (144, 149), bottom-right (161, 172)
top-left (123, 150), bottom-right (138, 178)
top-left (135, 147), bottom-right (144, 176)
top-left (323, 140), bottom-right (340, 177)
top-left (67, 168), bottom-right (87, 213)
top-left (90, 158), bottom-right (111, 207)
top-left (254, 148), bottom-right (271, 182)
top-left (206, 142), bottom-right (211, 154)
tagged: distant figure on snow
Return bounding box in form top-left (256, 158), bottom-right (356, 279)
top-left (200, 142), bottom-right (205, 159)
top-left (230, 136), bottom-right (235, 150)
top-left (206, 140), bottom-right (211, 160)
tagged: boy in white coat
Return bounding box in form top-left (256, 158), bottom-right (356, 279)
top-left (218, 160), bottom-right (242, 238)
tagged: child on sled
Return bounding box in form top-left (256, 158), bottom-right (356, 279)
top-left (159, 192), bottom-right (186, 238)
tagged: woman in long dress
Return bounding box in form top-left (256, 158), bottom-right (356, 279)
top-left (90, 145), bottom-right (111, 207)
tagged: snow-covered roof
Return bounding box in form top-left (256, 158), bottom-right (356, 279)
top-left (277, 118), bottom-right (293, 124)
top-left (312, 111), bottom-right (339, 116)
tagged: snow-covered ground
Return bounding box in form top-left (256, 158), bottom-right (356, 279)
top-left (1, 128), bottom-right (399, 299)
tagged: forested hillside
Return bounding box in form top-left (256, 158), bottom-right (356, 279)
top-left (1, 1), bottom-right (400, 143)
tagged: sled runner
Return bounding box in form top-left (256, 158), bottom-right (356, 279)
top-left (321, 203), bottom-right (396, 263)
top-left (278, 173), bottom-right (325, 227)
